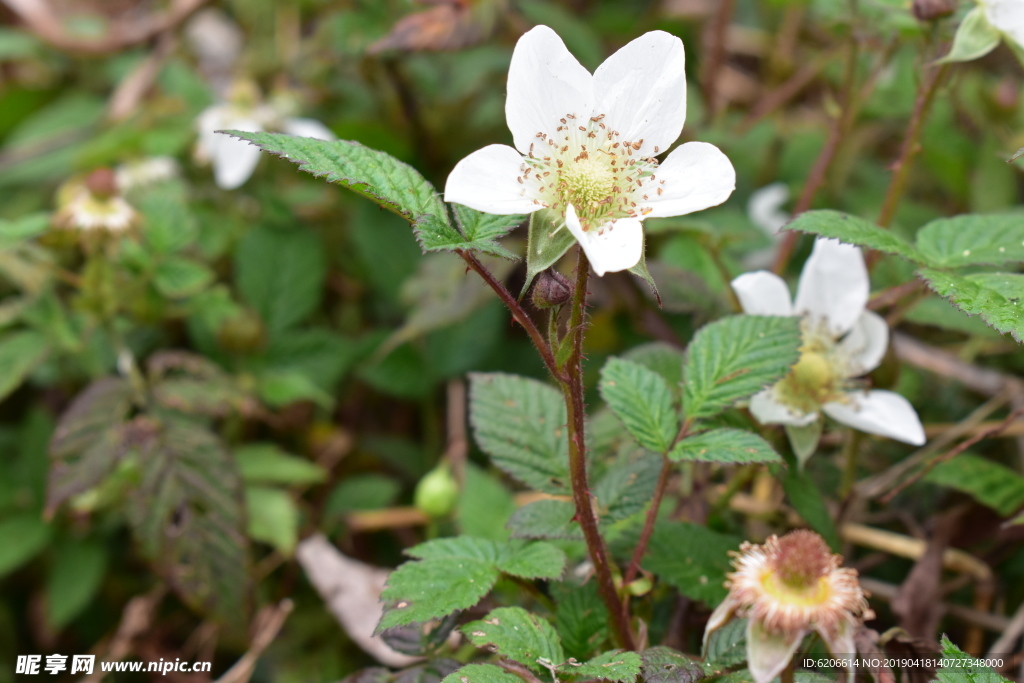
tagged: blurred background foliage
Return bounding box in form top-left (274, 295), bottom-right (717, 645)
top-left (0, 0), bottom-right (1023, 680)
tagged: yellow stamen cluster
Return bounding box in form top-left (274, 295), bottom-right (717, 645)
top-left (518, 113), bottom-right (663, 231)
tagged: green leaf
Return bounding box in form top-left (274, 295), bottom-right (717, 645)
top-left (570, 651), bottom-right (643, 682)
top-left (599, 357), bottom-right (678, 453)
top-left (458, 464), bottom-right (518, 542)
top-left (236, 443), bottom-right (327, 485)
top-left (440, 664), bottom-right (523, 683)
top-left (936, 635), bottom-right (1011, 682)
top-left (703, 618), bottom-right (748, 668)
top-left (47, 378), bottom-right (135, 515)
top-left (918, 269), bottom-right (1024, 341)
top-left (623, 343), bottom-right (685, 401)
top-left (937, 7), bottom-right (1001, 64)
top-left (523, 209), bottom-right (576, 296)
top-left (0, 330), bottom-right (49, 401)
top-left (495, 540), bottom-right (567, 580)
top-left (507, 499), bottom-right (582, 540)
top-left (258, 370), bottom-right (334, 409)
top-left (469, 373), bottom-right (570, 493)
top-left (46, 538), bottom-right (107, 629)
top-left (225, 131), bottom-right (450, 236)
top-left (418, 204), bottom-right (522, 259)
top-left (154, 256), bottom-right (214, 298)
top-left (669, 429), bottom-right (782, 465)
top-left (553, 581), bottom-right (609, 659)
top-left (0, 213), bottom-right (49, 247)
top-left (0, 514), bottom-right (52, 578)
top-left (235, 224), bottom-right (327, 336)
top-left (916, 213), bottom-right (1024, 267)
top-left (640, 646), bottom-right (709, 683)
top-left (925, 453), bottom-right (1024, 517)
top-left (138, 188), bottom-right (198, 254)
top-left (642, 521), bottom-right (740, 605)
top-left (781, 467), bottom-right (840, 551)
top-left (246, 486), bottom-right (300, 556)
top-left (593, 454), bottom-right (663, 523)
top-left (683, 315), bottom-right (802, 420)
top-left (783, 210), bottom-right (923, 263)
top-left (463, 607), bottom-right (565, 673)
top-left (128, 418), bottom-right (249, 622)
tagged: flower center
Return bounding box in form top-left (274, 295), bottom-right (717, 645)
top-left (520, 113), bottom-right (662, 231)
top-left (774, 318), bottom-right (850, 414)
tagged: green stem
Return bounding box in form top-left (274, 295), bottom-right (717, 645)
top-left (839, 429), bottom-right (863, 499)
top-left (560, 247), bottom-right (636, 650)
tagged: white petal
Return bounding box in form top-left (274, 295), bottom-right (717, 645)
top-left (820, 621), bottom-right (858, 683)
top-left (985, 0), bottom-right (1024, 48)
top-left (565, 204), bottom-right (643, 276)
top-left (747, 619), bottom-right (805, 683)
top-left (794, 238), bottom-right (868, 336)
top-left (702, 597), bottom-right (738, 653)
top-left (823, 390), bottom-right (925, 445)
top-left (282, 117), bottom-right (336, 140)
top-left (749, 389), bottom-right (818, 427)
top-left (592, 30), bottom-right (687, 157)
top-left (641, 142), bottom-right (736, 218)
top-left (506, 25), bottom-right (594, 155)
top-left (731, 271), bottom-right (794, 317)
top-left (210, 117), bottom-right (263, 190)
top-left (444, 144), bottom-right (543, 215)
top-left (838, 310), bottom-right (889, 377)
top-left (747, 182), bottom-right (791, 235)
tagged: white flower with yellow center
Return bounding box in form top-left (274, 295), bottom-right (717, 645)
top-left (444, 26), bottom-right (736, 276)
top-left (53, 169), bottom-right (140, 234)
top-left (704, 530), bottom-right (870, 683)
top-left (731, 238), bottom-right (925, 461)
top-left (196, 83), bottom-right (336, 190)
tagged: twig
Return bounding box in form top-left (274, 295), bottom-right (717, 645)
top-left (215, 600), bottom-right (294, 683)
top-left (107, 32), bottom-right (179, 121)
top-left (987, 597), bottom-right (1024, 657)
top-left (702, 0), bottom-right (736, 119)
top-left (446, 379), bottom-right (468, 486)
top-left (859, 578), bottom-right (1009, 634)
top-left (881, 409), bottom-right (1024, 503)
top-left (458, 250), bottom-right (566, 383)
top-left (497, 659), bottom-right (545, 683)
top-left (2, 0), bottom-right (209, 56)
top-left (892, 332), bottom-right (1021, 397)
top-left (561, 247), bottom-right (635, 650)
top-left (842, 523), bottom-right (992, 581)
top-left (738, 58), bottom-right (827, 133)
top-left (82, 587), bottom-right (166, 683)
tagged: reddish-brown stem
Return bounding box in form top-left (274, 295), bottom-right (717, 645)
top-left (702, 0), bottom-right (736, 119)
top-left (458, 250), bottom-right (567, 383)
top-left (561, 247), bottom-right (636, 650)
top-left (772, 38), bottom-right (860, 274)
top-left (875, 63), bottom-right (950, 230)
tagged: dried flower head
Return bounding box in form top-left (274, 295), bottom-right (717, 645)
top-left (53, 169), bottom-right (140, 235)
top-left (704, 530), bottom-right (870, 683)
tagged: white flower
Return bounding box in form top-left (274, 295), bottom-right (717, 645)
top-left (196, 85), bottom-right (336, 190)
top-left (747, 183), bottom-right (790, 236)
top-left (704, 530), bottom-right (870, 683)
top-left (53, 169), bottom-right (140, 234)
top-left (444, 26), bottom-right (736, 276)
top-left (115, 156), bottom-right (180, 192)
top-left (981, 0), bottom-right (1024, 49)
top-left (731, 238), bottom-right (926, 456)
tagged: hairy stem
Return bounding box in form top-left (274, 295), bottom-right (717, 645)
top-left (561, 247), bottom-right (636, 650)
top-left (458, 250), bottom-right (567, 383)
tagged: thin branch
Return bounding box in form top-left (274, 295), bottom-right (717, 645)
top-left (702, 0), bottom-right (737, 119)
top-left (215, 600), bottom-right (294, 683)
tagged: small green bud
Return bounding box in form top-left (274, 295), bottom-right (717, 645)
top-left (414, 464), bottom-right (459, 518)
top-left (531, 270), bottom-right (572, 309)
top-left (216, 309), bottom-right (267, 354)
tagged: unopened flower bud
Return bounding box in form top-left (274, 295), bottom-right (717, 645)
top-left (85, 168), bottom-right (119, 200)
top-left (531, 270), bottom-right (572, 309)
top-left (414, 464), bottom-right (459, 518)
top-left (912, 0), bottom-right (956, 21)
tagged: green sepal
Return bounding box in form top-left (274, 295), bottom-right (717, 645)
top-left (936, 7), bottom-right (1000, 64)
top-left (628, 233), bottom-right (660, 306)
top-left (522, 209), bottom-right (575, 299)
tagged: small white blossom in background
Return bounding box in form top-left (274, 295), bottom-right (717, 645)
top-left (444, 25), bottom-right (736, 276)
top-left (731, 238), bottom-right (925, 463)
top-left (196, 81), bottom-right (336, 190)
top-left (115, 156), bottom-right (180, 193)
top-left (704, 530), bottom-right (870, 683)
top-left (742, 183), bottom-right (791, 270)
top-left (53, 168), bottom-right (140, 234)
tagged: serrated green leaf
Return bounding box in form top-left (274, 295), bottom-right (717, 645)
top-left (570, 650), bottom-right (643, 682)
top-left (235, 224), bottom-right (326, 337)
top-left (553, 581), bottom-right (609, 659)
top-left (137, 187), bottom-right (197, 254)
top-left (258, 370), bottom-right (334, 409)
top-left (593, 454), bottom-right (662, 523)
top-left (670, 429), bottom-right (782, 465)
top-left (642, 521), bottom-right (740, 605)
top-left (640, 646), bottom-right (708, 683)
top-left (235, 443), bottom-right (327, 485)
top-left (0, 514), bottom-right (52, 578)
top-left (406, 535), bottom-right (504, 562)
top-left (783, 210), bottom-right (923, 263)
top-left (225, 132), bottom-right (448, 232)
top-left (523, 209), bottom-right (576, 296)
top-left (154, 256), bottom-right (214, 298)
top-left (937, 635), bottom-right (1011, 682)
top-left (0, 330), bottom-right (49, 401)
top-left (703, 618), bottom-right (748, 667)
top-left (440, 664), bottom-right (523, 683)
top-left (683, 315), bottom-right (801, 420)
top-left (508, 499), bottom-right (582, 540)
top-left (458, 464), bottom-right (517, 542)
top-left (925, 453), bottom-right (1024, 517)
top-left (46, 537), bottom-right (107, 629)
top-left (916, 213), bottom-right (1024, 267)
top-left (245, 485), bottom-right (300, 556)
top-left (469, 373), bottom-right (570, 493)
top-left (600, 357), bottom-right (678, 453)
top-left (496, 540), bottom-right (566, 580)
top-left (937, 7), bottom-right (1001, 64)
top-left (380, 557), bottom-right (498, 630)
top-left (420, 204), bottom-right (524, 260)
top-left (623, 343), bottom-right (685, 401)
top-left (463, 606), bottom-right (565, 672)
top-left (918, 268), bottom-right (1024, 341)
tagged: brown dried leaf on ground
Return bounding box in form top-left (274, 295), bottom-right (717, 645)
top-left (891, 517), bottom-right (959, 639)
